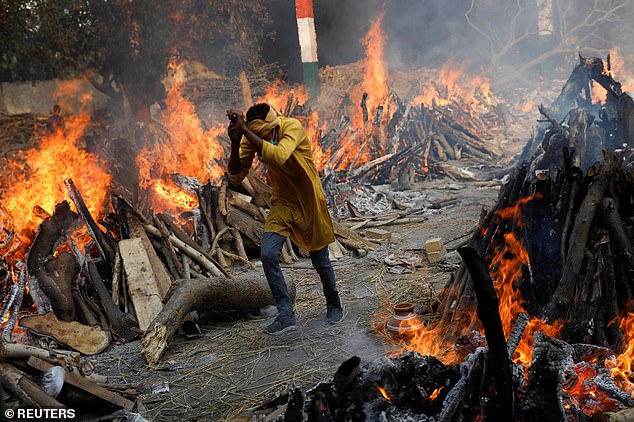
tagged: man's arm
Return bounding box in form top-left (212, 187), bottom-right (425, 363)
top-left (227, 121), bottom-right (244, 175)
top-left (226, 117), bottom-right (254, 186)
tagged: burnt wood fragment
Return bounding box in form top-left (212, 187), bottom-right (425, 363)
top-left (458, 246), bottom-right (514, 421)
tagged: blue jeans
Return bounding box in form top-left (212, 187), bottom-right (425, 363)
top-left (261, 232), bottom-right (339, 318)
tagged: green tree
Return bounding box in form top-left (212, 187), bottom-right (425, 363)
top-left (0, 0), bottom-right (271, 120)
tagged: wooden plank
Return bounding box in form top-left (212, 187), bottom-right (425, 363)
top-left (19, 312), bottom-right (110, 355)
top-left (127, 214), bottom-right (172, 299)
top-left (119, 237), bottom-right (167, 331)
top-left (26, 357), bottom-right (135, 411)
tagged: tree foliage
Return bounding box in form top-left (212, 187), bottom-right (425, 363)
top-left (0, 0), bottom-right (271, 118)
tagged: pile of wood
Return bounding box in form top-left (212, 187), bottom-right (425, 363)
top-left (272, 73), bottom-right (506, 187)
top-left (433, 58), bottom-right (634, 419)
top-left (247, 58), bottom-right (634, 422)
top-left (0, 158), bottom-right (379, 375)
top-left (0, 342), bottom-right (138, 417)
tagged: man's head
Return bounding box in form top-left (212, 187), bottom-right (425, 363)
top-left (246, 103), bottom-right (270, 122)
top-left (246, 103), bottom-right (279, 141)
top-left (52, 104), bottom-right (61, 114)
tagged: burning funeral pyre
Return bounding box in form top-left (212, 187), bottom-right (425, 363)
top-left (245, 56), bottom-right (634, 421)
top-left (0, 9), bottom-right (633, 420)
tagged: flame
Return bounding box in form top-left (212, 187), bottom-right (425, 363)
top-left (383, 194), bottom-right (562, 367)
top-left (611, 310), bottom-right (634, 396)
top-left (0, 80), bottom-right (112, 261)
top-left (259, 79), bottom-right (309, 115)
top-left (377, 386), bottom-right (391, 400)
top-left (414, 63), bottom-right (495, 110)
top-left (303, 111), bottom-right (326, 170)
top-left (137, 58), bottom-right (224, 213)
top-left (591, 82), bottom-right (607, 105)
top-left (351, 12), bottom-right (389, 129)
top-left (486, 194), bottom-right (563, 366)
top-left (608, 47), bottom-right (634, 93)
top-left (428, 386), bottom-right (444, 401)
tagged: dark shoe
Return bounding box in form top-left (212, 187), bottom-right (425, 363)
top-left (327, 304), bottom-right (344, 324)
top-left (265, 315), bottom-right (297, 335)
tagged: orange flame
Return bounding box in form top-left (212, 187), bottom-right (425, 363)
top-left (385, 194), bottom-right (562, 367)
top-left (608, 47), bottom-right (634, 93)
top-left (259, 79), bottom-right (309, 115)
top-left (352, 12), bottom-right (389, 129)
top-left (377, 386), bottom-right (391, 400)
top-left (137, 59), bottom-right (224, 213)
top-left (428, 386), bottom-right (444, 401)
top-left (0, 80), bottom-right (112, 261)
top-left (413, 63), bottom-right (495, 110)
top-left (611, 310), bottom-right (634, 396)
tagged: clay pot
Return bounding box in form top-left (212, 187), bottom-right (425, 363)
top-left (385, 302), bottom-right (423, 338)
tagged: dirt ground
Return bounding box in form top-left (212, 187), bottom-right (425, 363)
top-left (91, 170), bottom-right (503, 422)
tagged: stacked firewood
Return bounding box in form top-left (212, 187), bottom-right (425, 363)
top-left (0, 158), bottom-right (379, 371)
top-left (433, 59), bottom-right (634, 420)
top-left (444, 57), bottom-right (634, 346)
top-left (279, 87), bottom-right (504, 187)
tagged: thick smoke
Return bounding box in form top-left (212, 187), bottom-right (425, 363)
top-left (264, 0), bottom-right (634, 87)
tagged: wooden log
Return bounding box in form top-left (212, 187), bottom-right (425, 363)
top-left (232, 228), bottom-right (249, 262)
top-left (19, 312), bottom-right (111, 355)
top-left (86, 262), bottom-right (137, 341)
top-left (65, 178), bottom-right (115, 265)
top-left (26, 201), bottom-right (79, 320)
top-left (26, 356), bottom-right (135, 411)
top-left (520, 333), bottom-right (572, 421)
top-left (507, 312), bottom-right (530, 357)
top-left (598, 239), bottom-right (623, 348)
top-left (215, 247), bottom-right (228, 268)
top-left (142, 275), bottom-right (297, 366)
top-left (602, 198), bottom-right (634, 271)
top-left (228, 192), bottom-right (265, 222)
top-left (198, 182), bottom-right (217, 241)
top-left (152, 214), bottom-right (185, 279)
top-left (126, 213), bottom-right (172, 299)
top-left (333, 222), bottom-right (378, 251)
top-left (548, 158), bottom-right (619, 317)
top-left (0, 342), bottom-right (80, 364)
top-left (226, 205), bottom-right (264, 247)
top-left (111, 249), bottom-right (122, 305)
top-left (144, 224), bottom-right (224, 277)
top-left (211, 187), bottom-right (229, 233)
top-left (246, 170), bottom-right (272, 207)
top-left (210, 227), bottom-right (231, 255)
top-left (458, 247), bottom-right (514, 421)
top-left (155, 216), bottom-right (231, 278)
top-left (1, 262), bottom-right (27, 341)
top-left (72, 289), bottom-right (99, 327)
top-left (193, 208), bottom-right (211, 252)
top-left (220, 249), bottom-right (255, 269)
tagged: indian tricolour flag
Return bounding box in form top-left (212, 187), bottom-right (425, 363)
top-left (296, 0), bottom-right (320, 97)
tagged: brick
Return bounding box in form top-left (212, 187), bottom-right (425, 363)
top-left (425, 237), bottom-right (444, 253)
top-left (427, 249), bottom-right (447, 263)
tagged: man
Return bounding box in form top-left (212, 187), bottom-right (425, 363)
top-left (226, 103), bottom-right (344, 335)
